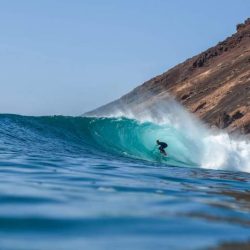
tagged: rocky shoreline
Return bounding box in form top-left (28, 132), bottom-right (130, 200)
top-left (87, 18), bottom-right (250, 136)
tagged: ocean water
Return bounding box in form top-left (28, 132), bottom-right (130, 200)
top-left (0, 114), bottom-right (250, 250)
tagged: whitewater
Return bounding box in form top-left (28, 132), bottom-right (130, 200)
top-left (0, 101), bottom-right (250, 249)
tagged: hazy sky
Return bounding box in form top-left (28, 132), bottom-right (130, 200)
top-left (0, 0), bottom-right (249, 116)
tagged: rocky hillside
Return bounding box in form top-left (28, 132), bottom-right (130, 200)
top-left (86, 18), bottom-right (250, 135)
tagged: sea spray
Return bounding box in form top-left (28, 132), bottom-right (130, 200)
top-left (84, 97), bottom-right (250, 172)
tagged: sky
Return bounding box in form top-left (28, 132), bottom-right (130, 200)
top-left (0, 0), bottom-right (249, 116)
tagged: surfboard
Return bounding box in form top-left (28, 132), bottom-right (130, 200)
top-left (160, 151), bottom-right (167, 156)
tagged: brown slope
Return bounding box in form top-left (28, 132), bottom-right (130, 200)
top-left (87, 18), bottom-right (250, 135)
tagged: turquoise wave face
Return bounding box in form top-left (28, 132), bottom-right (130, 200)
top-left (0, 114), bottom-right (249, 172)
top-left (0, 114), bottom-right (200, 167)
top-left (85, 117), bottom-right (200, 167)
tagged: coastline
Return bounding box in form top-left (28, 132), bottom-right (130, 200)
top-left (86, 18), bottom-right (250, 137)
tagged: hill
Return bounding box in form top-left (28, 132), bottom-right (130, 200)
top-left (86, 18), bottom-right (250, 135)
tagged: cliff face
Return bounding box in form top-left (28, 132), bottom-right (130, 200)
top-left (87, 18), bottom-right (250, 135)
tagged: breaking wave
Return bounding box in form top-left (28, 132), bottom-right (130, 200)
top-left (0, 107), bottom-right (249, 172)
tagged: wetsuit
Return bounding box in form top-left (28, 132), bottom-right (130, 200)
top-left (157, 141), bottom-right (168, 155)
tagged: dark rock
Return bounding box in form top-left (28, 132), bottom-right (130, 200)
top-left (181, 91), bottom-right (193, 101)
top-left (243, 124), bottom-right (250, 134)
top-left (237, 18), bottom-right (250, 32)
top-left (194, 102), bottom-right (206, 112)
top-left (216, 112), bottom-right (232, 129)
top-left (181, 94), bottom-right (190, 100)
top-left (215, 111), bottom-right (244, 129)
top-left (237, 23), bottom-right (245, 32)
top-left (231, 111), bottom-right (244, 121)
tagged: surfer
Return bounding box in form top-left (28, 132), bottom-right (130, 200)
top-left (156, 140), bottom-right (168, 156)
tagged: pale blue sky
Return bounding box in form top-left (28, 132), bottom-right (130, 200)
top-left (0, 0), bottom-right (249, 115)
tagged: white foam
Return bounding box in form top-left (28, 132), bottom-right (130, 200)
top-left (89, 96), bottom-right (250, 173)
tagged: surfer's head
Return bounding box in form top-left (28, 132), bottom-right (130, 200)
top-left (156, 140), bottom-right (160, 144)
